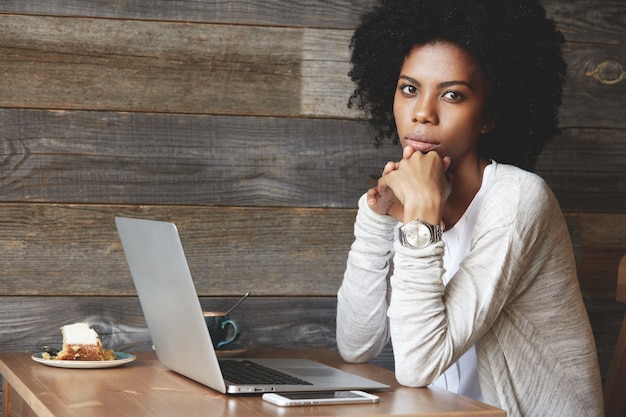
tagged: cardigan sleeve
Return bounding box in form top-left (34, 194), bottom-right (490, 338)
top-left (387, 169), bottom-right (556, 387)
top-left (336, 193), bottom-right (397, 363)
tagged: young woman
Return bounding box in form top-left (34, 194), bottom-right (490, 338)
top-left (336, 1), bottom-right (604, 416)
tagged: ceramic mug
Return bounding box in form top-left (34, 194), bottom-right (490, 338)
top-left (203, 312), bottom-right (241, 349)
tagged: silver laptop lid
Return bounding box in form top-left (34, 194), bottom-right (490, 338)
top-left (116, 216), bottom-right (227, 393)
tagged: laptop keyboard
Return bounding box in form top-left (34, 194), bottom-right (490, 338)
top-left (219, 359), bottom-right (313, 385)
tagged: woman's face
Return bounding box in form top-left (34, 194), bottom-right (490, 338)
top-left (393, 41), bottom-right (492, 166)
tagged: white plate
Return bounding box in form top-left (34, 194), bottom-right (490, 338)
top-left (31, 352), bottom-right (136, 369)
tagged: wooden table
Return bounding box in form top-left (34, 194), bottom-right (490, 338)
top-left (0, 349), bottom-right (505, 417)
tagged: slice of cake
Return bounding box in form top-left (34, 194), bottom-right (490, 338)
top-left (55, 322), bottom-right (106, 361)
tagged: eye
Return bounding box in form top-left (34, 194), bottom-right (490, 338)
top-left (442, 90), bottom-right (464, 102)
top-left (399, 84), bottom-right (417, 95)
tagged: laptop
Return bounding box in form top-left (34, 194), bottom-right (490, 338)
top-left (115, 216), bottom-right (389, 394)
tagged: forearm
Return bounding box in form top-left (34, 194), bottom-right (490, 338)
top-left (387, 241), bottom-right (450, 386)
top-left (336, 194), bottom-right (396, 362)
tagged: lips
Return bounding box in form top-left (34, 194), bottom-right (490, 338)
top-left (404, 133), bottom-right (440, 153)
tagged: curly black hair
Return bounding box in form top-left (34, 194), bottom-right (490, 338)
top-left (348, 0), bottom-right (566, 171)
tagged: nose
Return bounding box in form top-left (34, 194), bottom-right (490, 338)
top-left (413, 94), bottom-right (438, 124)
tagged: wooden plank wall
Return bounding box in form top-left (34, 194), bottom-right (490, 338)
top-left (0, 0), bottom-right (624, 411)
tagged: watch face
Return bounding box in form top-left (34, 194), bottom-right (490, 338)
top-left (406, 222), bottom-right (431, 248)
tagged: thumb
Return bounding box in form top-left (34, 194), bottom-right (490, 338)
top-left (403, 145), bottom-right (416, 159)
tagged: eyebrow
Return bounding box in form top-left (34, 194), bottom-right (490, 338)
top-left (398, 75), bottom-right (475, 91)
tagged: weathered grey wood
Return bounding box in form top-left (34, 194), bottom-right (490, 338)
top-left (0, 109), bottom-right (396, 208)
top-left (587, 298), bottom-right (626, 382)
top-left (0, 16), bottom-right (623, 124)
top-left (0, 16), bottom-right (305, 117)
top-left (0, 0), bottom-right (378, 29)
top-left (0, 0), bottom-right (622, 44)
top-left (565, 213), bottom-right (626, 299)
top-left (543, 0), bottom-right (626, 44)
top-left (1, 109), bottom-right (625, 212)
top-left (0, 203), bottom-right (624, 300)
top-left (0, 16), bottom-right (359, 119)
top-left (535, 127), bottom-right (626, 212)
top-left (0, 204), bottom-right (357, 297)
top-left (560, 43), bottom-right (626, 128)
top-left (0, 296), bottom-right (340, 352)
top-left (0, 294), bottom-right (395, 369)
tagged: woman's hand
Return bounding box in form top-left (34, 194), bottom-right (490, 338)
top-left (368, 147), bottom-right (452, 224)
top-left (367, 160), bottom-right (405, 219)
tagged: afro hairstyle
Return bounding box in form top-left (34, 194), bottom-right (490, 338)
top-left (348, 0), bottom-right (566, 171)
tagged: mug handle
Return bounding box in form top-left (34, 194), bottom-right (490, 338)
top-left (216, 319), bottom-right (240, 349)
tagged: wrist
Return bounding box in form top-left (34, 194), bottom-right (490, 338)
top-left (402, 198), bottom-right (442, 225)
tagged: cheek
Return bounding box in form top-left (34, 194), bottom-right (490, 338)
top-left (392, 97), bottom-right (401, 121)
top-left (445, 109), bottom-right (484, 134)
top-left (393, 99), bottom-right (411, 128)
top-left (394, 115), bottom-right (410, 144)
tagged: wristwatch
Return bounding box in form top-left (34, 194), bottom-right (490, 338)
top-left (399, 219), bottom-right (442, 249)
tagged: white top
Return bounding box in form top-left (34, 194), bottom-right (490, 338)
top-left (336, 161), bottom-right (604, 417)
top-left (430, 163), bottom-right (494, 399)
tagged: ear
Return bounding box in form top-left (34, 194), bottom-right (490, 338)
top-left (480, 116), bottom-right (496, 133)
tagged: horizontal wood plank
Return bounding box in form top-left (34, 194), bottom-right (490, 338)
top-left (0, 0), bottom-right (378, 29)
top-left (0, 0), bottom-right (621, 44)
top-left (0, 16), bottom-right (623, 124)
top-left (566, 213), bottom-right (626, 299)
top-left (0, 203), bottom-right (624, 300)
top-left (534, 127), bottom-right (626, 213)
top-left (560, 43), bottom-right (626, 128)
top-left (586, 298), bottom-right (626, 383)
top-left (0, 295), bottom-right (395, 370)
top-left (0, 204), bottom-right (357, 297)
top-left (0, 296), bottom-right (338, 353)
top-left (1, 109), bottom-right (625, 213)
top-left (0, 109), bottom-right (397, 208)
top-left (0, 16), bottom-right (307, 117)
top-left (0, 15), bottom-right (359, 119)
top-left (543, 0), bottom-right (626, 44)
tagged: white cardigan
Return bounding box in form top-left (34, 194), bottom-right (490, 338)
top-left (336, 161), bottom-right (604, 417)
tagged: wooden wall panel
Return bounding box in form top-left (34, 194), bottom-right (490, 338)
top-left (0, 297), bottom-right (345, 353)
top-left (560, 43), bottom-right (626, 128)
top-left (0, 16), bottom-right (305, 116)
top-left (0, 16), bottom-right (623, 123)
top-left (0, 204), bottom-right (356, 296)
top-left (0, 1), bottom-right (378, 29)
top-left (0, 109), bottom-right (397, 207)
top-left (0, 295), bottom-right (395, 365)
top-left (0, 0), bottom-right (623, 41)
top-left (3, 109), bottom-right (625, 212)
top-left (543, 0), bottom-right (626, 44)
top-left (535, 128), bottom-right (625, 213)
top-left (0, 202), bottom-right (623, 300)
top-left (566, 213), bottom-right (626, 299)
